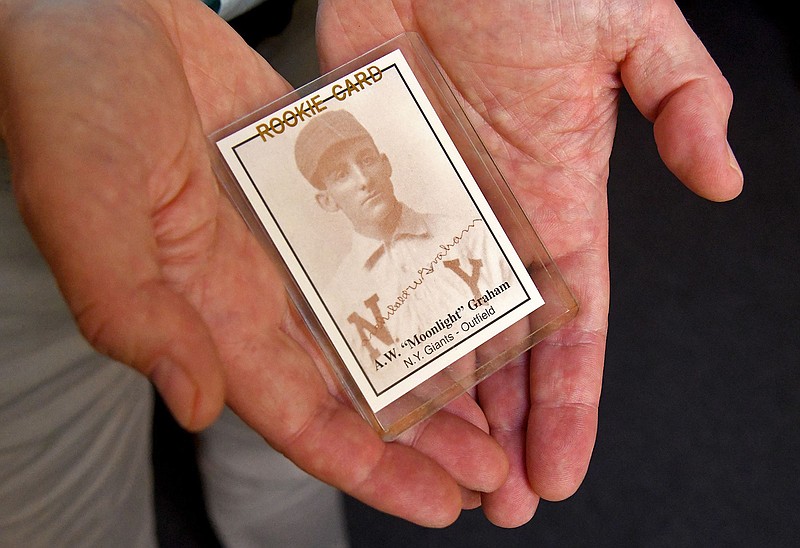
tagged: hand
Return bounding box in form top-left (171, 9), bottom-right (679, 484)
top-left (0, 0), bottom-right (508, 526)
top-left (317, 0), bottom-right (743, 527)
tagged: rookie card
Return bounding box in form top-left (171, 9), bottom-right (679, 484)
top-left (214, 48), bottom-right (545, 413)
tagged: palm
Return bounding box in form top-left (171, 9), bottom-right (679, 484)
top-left (317, 0), bottom-right (742, 525)
top-left (2, 0), bottom-right (511, 527)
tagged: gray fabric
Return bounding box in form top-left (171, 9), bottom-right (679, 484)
top-left (197, 407), bottom-right (349, 548)
top-left (216, 0), bottom-right (266, 20)
top-left (0, 152), bottom-right (157, 547)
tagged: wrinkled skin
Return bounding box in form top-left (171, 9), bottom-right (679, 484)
top-left (316, 0), bottom-right (742, 525)
top-left (0, 0), bottom-right (741, 529)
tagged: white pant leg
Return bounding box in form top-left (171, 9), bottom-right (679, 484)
top-left (197, 407), bottom-right (349, 548)
top-left (0, 158), bottom-right (157, 547)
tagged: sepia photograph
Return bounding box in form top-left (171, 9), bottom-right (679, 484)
top-left (216, 49), bottom-right (542, 408)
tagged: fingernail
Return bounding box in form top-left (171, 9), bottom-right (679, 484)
top-left (151, 359), bottom-right (197, 429)
top-left (727, 141), bottom-right (743, 182)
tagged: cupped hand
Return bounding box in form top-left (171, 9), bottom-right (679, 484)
top-left (0, 0), bottom-right (509, 527)
top-left (316, 0), bottom-right (743, 527)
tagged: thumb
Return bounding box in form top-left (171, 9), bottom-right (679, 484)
top-left (74, 281), bottom-right (227, 432)
top-left (9, 160), bottom-right (226, 432)
top-left (621, 0), bottom-right (743, 201)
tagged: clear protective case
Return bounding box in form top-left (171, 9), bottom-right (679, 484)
top-left (209, 33), bottom-right (578, 440)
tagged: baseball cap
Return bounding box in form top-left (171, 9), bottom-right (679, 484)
top-left (294, 110), bottom-right (376, 188)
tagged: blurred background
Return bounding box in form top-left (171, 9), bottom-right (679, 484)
top-left (153, 0), bottom-right (800, 545)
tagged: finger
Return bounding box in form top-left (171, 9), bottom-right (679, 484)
top-left (395, 394), bottom-right (509, 495)
top-left (282, 404), bottom-right (467, 528)
top-left (224, 322), bottom-right (467, 527)
top-left (461, 487), bottom-right (482, 510)
top-left (526, 250), bottom-right (606, 501)
top-left (477, 352), bottom-right (540, 527)
top-left (621, 0), bottom-right (743, 201)
top-left (9, 155), bottom-right (227, 431)
top-left (77, 280), bottom-right (227, 432)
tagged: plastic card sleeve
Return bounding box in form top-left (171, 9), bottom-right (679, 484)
top-left (209, 33), bottom-right (577, 440)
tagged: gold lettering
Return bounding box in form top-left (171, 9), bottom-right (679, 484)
top-left (332, 84), bottom-right (347, 101)
top-left (255, 69), bottom-right (384, 141)
top-left (292, 104), bottom-right (308, 123)
top-left (269, 116), bottom-right (285, 134)
top-left (283, 110), bottom-right (297, 127)
top-left (255, 94), bottom-right (329, 142)
top-left (368, 65), bottom-right (382, 82)
top-left (329, 67), bottom-right (383, 104)
top-left (345, 78), bottom-right (359, 96)
top-left (353, 70), bottom-right (369, 89)
top-left (256, 123), bottom-right (272, 141)
top-left (310, 94), bottom-right (326, 113)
